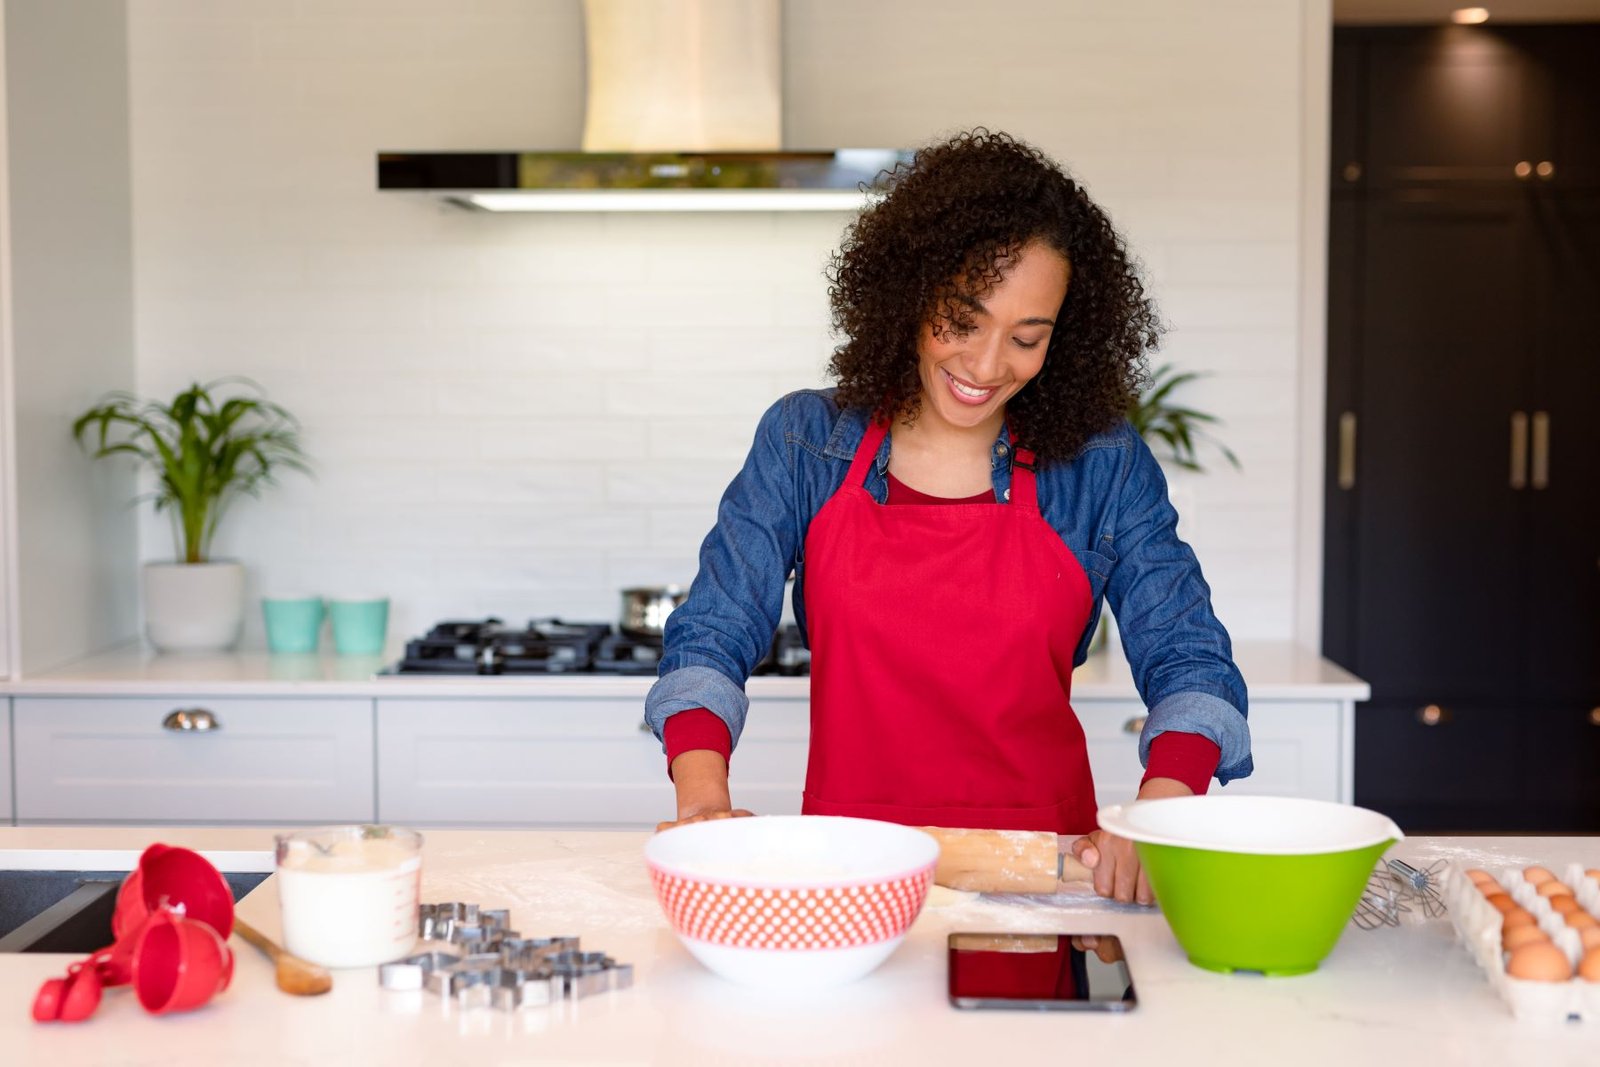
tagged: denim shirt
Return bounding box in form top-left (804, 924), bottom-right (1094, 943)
top-left (644, 388), bottom-right (1253, 785)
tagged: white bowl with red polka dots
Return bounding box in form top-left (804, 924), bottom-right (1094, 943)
top-left (645, 815), bottom-right (939, 989)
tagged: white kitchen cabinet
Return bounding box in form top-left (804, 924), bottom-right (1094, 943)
top-left (1080, 699), bottom-right (1347, 805)
top-left (0, 700), bottom-right (12, 824)
top-left (12, 697), bottom-right (375, 824)
top-left (377, 696), bottom-right (810, 829)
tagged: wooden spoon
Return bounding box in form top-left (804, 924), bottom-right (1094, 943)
top-left (233, 918), bottom-right (333, 996)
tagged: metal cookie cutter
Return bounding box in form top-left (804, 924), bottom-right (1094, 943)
top-left (492, 968), bottom-right (563, 1011)
top-left (405, 903), bottom-right (632, 1011)
top-left (423, 953), bottom-right (502, 998)
top-left (498, 936), bottom-right (579, 969)
top-left (378, 951), bottom-right (460, 992)
top-left (419, 901), bottom-right (481, 942)
top-left (549, 950), bottom-right (616, 999)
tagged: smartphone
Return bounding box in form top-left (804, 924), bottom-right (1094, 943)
top-left (947, 932), bottom-right (1136, 1012)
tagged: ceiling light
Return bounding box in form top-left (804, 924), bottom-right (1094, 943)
top-left (1451, 7), bottom-right (1490, 24)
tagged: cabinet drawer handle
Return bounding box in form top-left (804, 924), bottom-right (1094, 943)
top-left (638, 719), bottom-right (653, 735)
top-left (1588, 707), bottom-right (1600, 728)
top-left (1416, 704), bottom-right (1450, 727)
top-left (1337, 412), bottom-right (1357, 490)
top-left (1122, 716), bottom-right (1147, 735)
top-left (1510, 412), bottom-right (1528, 489)
top-left (1530, 411), bottom-right (1549, 490)
top-left (162, 708), bottom-right (219, 732)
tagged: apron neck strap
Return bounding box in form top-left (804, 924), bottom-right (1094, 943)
top-left (848, 419), bottom-right (890, 487)
top-left (1009, 441), bottom-right (1039, 507)
top-left (1005, 420), bottom-right (1040, 507)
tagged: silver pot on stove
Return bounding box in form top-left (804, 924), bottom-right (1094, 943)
top-left (620, 585), bottom-right (689, 638)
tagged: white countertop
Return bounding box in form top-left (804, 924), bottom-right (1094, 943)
top-left (0, 825), bottom-right (1591, 1066)
top-left (0, 640), bottom-right (1369, 701)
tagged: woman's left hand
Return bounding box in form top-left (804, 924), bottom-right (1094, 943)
top-left (1068, 777), bottom-right (1195, 905)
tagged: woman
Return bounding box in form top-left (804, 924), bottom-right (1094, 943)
top-left (644, 129), bottom-right (1250, 905)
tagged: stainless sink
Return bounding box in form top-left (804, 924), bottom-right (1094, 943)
top-left (0, 849), bottom-right (271, 954)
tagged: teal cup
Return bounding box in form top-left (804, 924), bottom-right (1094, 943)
top-left (329, 598), bottom-right (389, 656)
top-left (261, 597), bottom-right (325, 654)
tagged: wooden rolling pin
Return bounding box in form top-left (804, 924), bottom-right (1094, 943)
top-left (921, 827), bottom-right (1094, 895)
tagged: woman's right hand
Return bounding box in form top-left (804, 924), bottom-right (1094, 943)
top-left (658, 749), bottom-right (752, 832)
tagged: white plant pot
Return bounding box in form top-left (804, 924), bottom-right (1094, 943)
top-left (143, 561), bottom-right (246, 652)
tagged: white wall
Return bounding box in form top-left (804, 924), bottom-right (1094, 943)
top-left (4, 0), bottom-right (138, 674)
top-left (125, 0), bottom-right (1328, 650)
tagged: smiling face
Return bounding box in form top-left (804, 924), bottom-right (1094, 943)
top-left (915, 240), bottom-right (1071, 437)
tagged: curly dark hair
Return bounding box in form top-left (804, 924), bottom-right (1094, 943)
top-left (825, 129), bottom-right (1161, 464)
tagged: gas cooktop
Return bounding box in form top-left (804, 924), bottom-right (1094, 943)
top-left (390, 618), bottom-right (809, 677)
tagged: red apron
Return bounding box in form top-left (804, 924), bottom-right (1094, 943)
top-left (800, 419), bottom-right (1099, 836)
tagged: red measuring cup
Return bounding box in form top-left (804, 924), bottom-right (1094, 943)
top-left (132, 908), bottom-right (235, 1015)
top-left (113, 843), bottom-right (235, 940)
top-left (32, 842), bottom-right (237, 1022)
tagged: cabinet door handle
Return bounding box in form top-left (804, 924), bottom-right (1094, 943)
top-left (1338, 412), bottom-right (1357, 490)
top-left (637, 719), bottom-right (653, 735)
top-left (1514, 161), bottom-right (1533, 179)
top-left (1536, 160), bottom-right (1555, 180)
top-left (1530, 411), bottom-right (1550, 490)
top-left (162, 708), bottom-right (219, 732)
top-left (1122, 716), bottom-right (1148, 735)
top-left (1510, 411), bottom-right (1528, 489)
top-left (1587, 707), bottom-right (1600, 728)
top-left (1416, 704), bottom-right (1450, 727)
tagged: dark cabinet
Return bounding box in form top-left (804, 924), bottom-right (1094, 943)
top-left (1326, 25), bottom-right (1600, 832)
top-left (1354, 703), bottom-right (1523, 832)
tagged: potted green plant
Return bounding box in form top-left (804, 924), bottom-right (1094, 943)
top-left (1090, 363), bottom-right (1240, 655)
top-left (1128, 363), bottom-right (1240, 473)
top-left (73, 378), bottom-right (309, 652)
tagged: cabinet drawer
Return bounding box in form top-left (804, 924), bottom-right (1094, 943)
top-left (377, 698), bottom-right (811, 829)
top-left (13, 697), bottom-right (374, 824)
top-left (1, 700), bottom-right (12, 824)
top-left (1078, 699), bottom-right (1344, 805)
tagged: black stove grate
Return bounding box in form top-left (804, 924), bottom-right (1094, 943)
top-left (393, 618), bottom-right (808, 676)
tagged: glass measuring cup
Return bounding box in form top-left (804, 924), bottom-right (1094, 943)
top-left (275, 825), bottom-right (423, 968)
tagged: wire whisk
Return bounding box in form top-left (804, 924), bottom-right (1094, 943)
top-left (1352, 857), bottom-right (1448, 930)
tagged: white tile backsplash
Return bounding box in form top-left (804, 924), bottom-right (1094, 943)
top-left (126, 0), bottom-right (1324, 649)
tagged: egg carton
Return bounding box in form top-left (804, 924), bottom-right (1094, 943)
top-left (1444, 862), bottom-right (1600, 1022)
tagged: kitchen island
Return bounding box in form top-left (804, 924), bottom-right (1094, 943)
top-left (2, 826), bottom-right (1595, 1066)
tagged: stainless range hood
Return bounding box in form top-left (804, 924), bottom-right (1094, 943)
top-left (376, 0), bottom-right (908, 213)
top-left (376, 149), bottom-right (911, 212)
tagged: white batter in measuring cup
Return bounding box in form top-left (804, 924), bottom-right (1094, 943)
top-left (275, 825), bottom-right (423, 968)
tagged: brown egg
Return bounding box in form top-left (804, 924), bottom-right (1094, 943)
top-left (1550, 896), bottom-right (1583, 916)
top-left (1502, 907), bottom-right (1538, 929)
top-left (1502, 925), bottom-right (1550, 952)
top-left (1522, 866), bottom-right (1556, 886)
top-left (1466, 868), bottom-right (1497, 885)
top-left (1586, 869), bottom-right (1600, 882)
top-left (1506, 942), bottom-right (1574, 982)
top-left (1583, 927), bottom-right (1600, 952)
top-left (1580, 948), bottom-right (1600, 983)
top-left (1485, 892), bottom-right (1516, 913)
top-left (1537, 881), bottom-right (1574, 898)
top-left (1564, 911), bottom-right (1599, 930)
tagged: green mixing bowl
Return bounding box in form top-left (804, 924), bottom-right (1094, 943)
top-left (1097, 795), bottom-right (1403, 976)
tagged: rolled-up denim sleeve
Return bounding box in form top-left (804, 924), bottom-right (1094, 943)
top-left (644, 396), bottom-right (801, 752)
top-left (1104, 432), bottom-right (1252, 785)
